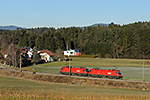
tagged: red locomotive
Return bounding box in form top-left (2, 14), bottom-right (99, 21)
top-left (88, 68), bottom-right (123, 79)
top-left (60, 66), bottom-right (89, 76)
top-left (60, 66), bottom-right (123, 79)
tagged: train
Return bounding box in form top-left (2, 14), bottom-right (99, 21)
top-left (60, 66), bottom-right (123, 79)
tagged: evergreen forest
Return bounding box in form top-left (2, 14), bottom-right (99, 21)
top-left (1, 21), bottom-right (150, 59)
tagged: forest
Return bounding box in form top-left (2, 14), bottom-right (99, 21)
top-left (0, 21), bottom-right (150, 59)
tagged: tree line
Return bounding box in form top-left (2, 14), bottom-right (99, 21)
top-left (0, 21), bottom-right (150, 59)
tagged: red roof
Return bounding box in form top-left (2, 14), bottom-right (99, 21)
top-left (20, 48), bottom-right (28, 53)
top-left (39, 50), bottom-right (55, 56)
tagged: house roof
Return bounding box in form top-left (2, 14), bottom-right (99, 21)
top-left (4, 50), bottom-right (8, 54)
top-left (39, 50), bottom-right (55, 56)
top-left (20, 47), bottom-right (30, 53)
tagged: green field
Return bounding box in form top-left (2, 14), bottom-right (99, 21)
top-left (0, 75), bottom-right (150, 100)
top-left (37, 58), bottom-right (150, 67)
top-left (2, 58), bottom-right (150, 99)
top-left (23, 58), bottom-right (150, 81)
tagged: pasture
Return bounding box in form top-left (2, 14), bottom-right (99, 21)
top-left (24, 58), bottom-right (150, 81)
top-left (0, 75), bottom-right (150, 100)
top-left (1, 58), bottom-right (150, 99)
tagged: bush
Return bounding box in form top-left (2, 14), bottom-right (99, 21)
top-left (0, 60), bottom-right (4, 64)
top-left (54, 58), bottom-right (58, 61)
top-left (63, 58), bottom-right (72, 61)
top-left (39, 59), bottom-right (45, 64)
top-left (105, 54), bottom-right (112, 58)
top-left (97, 53), bottom-right (101, 58)
top-left (136, 54), bottom-right (150, 59)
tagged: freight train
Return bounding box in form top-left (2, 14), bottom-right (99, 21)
top-left (60, 66), bottom-right (123, 79)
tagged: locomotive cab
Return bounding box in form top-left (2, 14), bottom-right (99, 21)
top-left (118, 70), bottom-right (123, 78)
top-left (118, 71), bottom-right (121, 75)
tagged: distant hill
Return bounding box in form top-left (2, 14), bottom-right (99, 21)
top-left (0, 23), bottom-right (108, 31)
top-left (80, 23), bottom-right (108, 29)
top-left (91, 23), bottom-right (108, 27)
top-left (0, 25), bottom-right (25, 30)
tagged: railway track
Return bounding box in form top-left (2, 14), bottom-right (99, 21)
top-left (0, 65), bottom-right (150, 84)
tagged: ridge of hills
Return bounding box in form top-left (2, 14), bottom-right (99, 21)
top-left (0, 23), bottom-right (108, 30)
top-left (0, 25), bottom-right (25, 30)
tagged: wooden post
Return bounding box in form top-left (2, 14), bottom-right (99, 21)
top-left (20, 53), bottom-right (22, 72)
top-left (143, 62), bottom-right (145, 83)
top-left (68, 55), bottom-right (71, 76)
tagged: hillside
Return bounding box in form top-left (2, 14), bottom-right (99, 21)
top-left (0, 21), bottom-right (150, 59)
top-left (80, 23), bottom-right (108, 29)
top-left (0, 25), bottom-right (24, 30)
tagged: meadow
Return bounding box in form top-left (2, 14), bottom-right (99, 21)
top-left (23, 58), bottom-right (150, 81)
top-left (1, 58), bottom-right (150, 99)
top-left (0, 75), bottom-right (150, 100)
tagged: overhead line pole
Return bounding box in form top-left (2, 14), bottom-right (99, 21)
top-left (20, 53), bottom-right (22, 72)
top-left (68, 55), bottom-right (71, 76)
top-left (143, 62), bottom-right (145, 83)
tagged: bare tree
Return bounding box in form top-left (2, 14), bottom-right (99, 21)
top-left (55, 48), bottom-right (63, 58)
top-left (0, 38), bottom-right (8, 54)
top-left (6, 43), bottom-right (21, 67)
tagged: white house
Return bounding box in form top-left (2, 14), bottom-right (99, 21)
top-left (27, 48), bottom-right (33, 58)
top-left (39, 50), bottom-right (55, 62)
top-left (64, 49), bottom-right (81, 56)
top-left (27, 48), bottom-right (41, 58)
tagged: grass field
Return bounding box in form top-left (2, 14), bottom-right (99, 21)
top-left (0, 75), bottom-right (150, 100)
top-left (1, 58), bottom-right (150, 99)
top-left (22, 58), bottom-right (150, 81)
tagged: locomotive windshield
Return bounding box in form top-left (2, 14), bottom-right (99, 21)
top-left (118, 71), bottom-right (121, 75)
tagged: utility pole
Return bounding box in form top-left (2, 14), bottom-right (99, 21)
top-left (20, 53), bottom-right (22, 72)
top-left (143, 62), bottom-right (145, 83)
top-left (68, 55), bottom-right (71, 76)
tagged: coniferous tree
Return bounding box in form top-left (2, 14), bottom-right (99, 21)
top-left (32, 47), bottom-right (40, 64)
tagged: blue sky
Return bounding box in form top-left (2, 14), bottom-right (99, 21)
top-left (0, 0), bottom-right (150, 28)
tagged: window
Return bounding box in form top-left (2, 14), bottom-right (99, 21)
top-left (70, 52), bottom-right (73, 54)
top-left (22, 49), bottom-right (26, 51)
top-left (118, 71), bottom-right (121, 75)
top-left (41, 55), bottom-right (44, 59)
